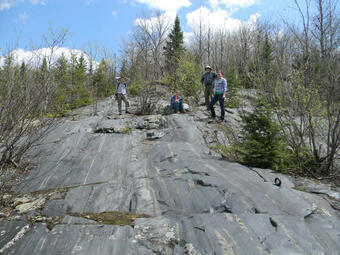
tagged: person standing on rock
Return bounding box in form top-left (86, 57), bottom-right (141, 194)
top-left (115, 76), bottom-right (131, 115)
top-left (209, 70), bottom-right (227, 123)
top-left (200, 65), bottom-right (217, 109)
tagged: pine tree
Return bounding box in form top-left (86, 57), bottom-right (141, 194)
top-left (240, 99), bottom-right (284, 170)
top-left (52, 54), bottom-right (70, 115)
top-left (164, 15), bottom-right (184, 74)
top-left (75, 54), bottom-right (91, 107)
top-left (38, 57), bottom-right (48, 84)
top-left (260, 34), bottom-right (274, 75)
top-left (94, 59), bottom-right (107, 97)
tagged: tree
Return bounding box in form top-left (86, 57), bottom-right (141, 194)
top-left (0, 28), bottom-right (69, 170)
top-left (68, 53), bottom-right (91, 109)
top-left (134, 11), bottom-right (171, 80)
top-left (275, 0), bottom-right (340, 175)
top-left (163, 15), bottom-right (184, 74)
top-left (260, 33), bottom-right (274, 75)
top-left (239, 99), bottom-right (285, 170)
top-left (120, 58), bottom-right (129, 78)
top-left (52, 54), bottom-right (70, 115)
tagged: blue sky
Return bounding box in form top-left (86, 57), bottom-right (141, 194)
top-left (0, 0), bottom-right (306, 58)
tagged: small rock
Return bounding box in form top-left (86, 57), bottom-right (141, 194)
top-left (183, 103), bottom-right (190, 111)
top-left (146, 131), bottom-right (165, 140)
top-left (0, 212), bottom-right (8, 218)
top-left (13, 195), bottom-right (32, 206)
top-left (15, 197), bottom-right (46, 214)
top-left (32, 216), bottom-right (44, 222)
top-left (2, 194), bottom-right (11, 200)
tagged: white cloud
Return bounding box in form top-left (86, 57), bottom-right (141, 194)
top-left (0, 0), bottom-right (16, 10)
top-left (134, 11), bottom-right (175, 32)
top-left (217, 0), bottom-right (258, 8)
top-left (209, 0), bottom-right (219, 9)
top-left (248, 13), bottom-right (260, 24)
top-left (0, 0), bottom-right (46, 11)
top-left (135, 0), bottom-right (191, 12)
top-left (18, 12), bottom-right (29, 23)
top-left (183, 32), bottom-right (193, 45)
top-left (0, 47), bottom-right (99, 70)
top-left (207, 0), bottom-right (259, 15)
top-left (30, 0), bottom-right (46, 5)
top-left (112, 10), bottom-right (117, 16)
top-left (186, 6), bottom-right (260, 34)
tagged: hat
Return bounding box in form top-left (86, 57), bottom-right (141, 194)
top-left (205, 65), bottom-right (212, 70)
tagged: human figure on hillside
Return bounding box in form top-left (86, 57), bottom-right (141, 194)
top-left (200, 65), bottom-right (217, 109)
top-left (170, 91), bottom-right (184, 113)
top-left (115, 76), bottom-right (131, 115)
top-left (209, 70), bottom-right (227, 123)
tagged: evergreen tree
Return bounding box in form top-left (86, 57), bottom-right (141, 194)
top-left (0, 54), bottom-right (14, 99)
top-left (239, 99), bottom-right (284, 170)
top-left (164, 15), bottom-right (184, 74)
top-left (74, 54), bottom-right (91, 108)
top-left (55, 54), bottom-right (69, 83)
top-left (94, 59), bottom-right (107, 97)
top-left (37, 57), bottom-right (48, 85)
top-left (19, 62), bottom-right (30, 104)
top-left (260, 34), bottom-right (274, 75)
top-left (53, 54), bottom-right (70, 115)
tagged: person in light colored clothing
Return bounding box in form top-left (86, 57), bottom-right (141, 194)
top-left (209, 70), bottom-right (227, 123)
top-left (115, 76), bottom-right (130, 115)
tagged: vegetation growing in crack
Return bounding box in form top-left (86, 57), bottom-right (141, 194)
top-left (69, 211), bottom-right (150, 226)
top-left (121, 123), bottom-right (134, 134)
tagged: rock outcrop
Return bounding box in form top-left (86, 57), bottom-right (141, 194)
top-left (0, 98), bottom-right (339, 255)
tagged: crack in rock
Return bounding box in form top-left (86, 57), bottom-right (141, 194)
top-left (0, 224), bottom-right (30, 254)
top-left (159, 155), bottom-right (177, 163)
top-left (269, 217), bottom-right (278, 231)
top-left (194, 179), bottom-right (217, 188)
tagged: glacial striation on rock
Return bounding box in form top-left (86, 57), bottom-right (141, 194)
top-left (0, 98), bottom-right (339, 255)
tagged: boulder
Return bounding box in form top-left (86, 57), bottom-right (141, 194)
top-left (136, 115), bottom-right (167, 130)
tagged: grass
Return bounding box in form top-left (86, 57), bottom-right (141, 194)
top-left (292, 186), bottom-right (307, 192)
top-left (121, 123), bottom-right (134, 134)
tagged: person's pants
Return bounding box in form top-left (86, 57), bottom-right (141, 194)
top-left (117, 94), bottom-right (129, 113)
top-left (204, 84), bottom-right (214, 108)
top-left (209, 94), bottom-right (225, 120)
top-left (171, 101), bottom-right (184, 113)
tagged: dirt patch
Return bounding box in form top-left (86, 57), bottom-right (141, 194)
top-left (69, 211), bottom-right (151, 226)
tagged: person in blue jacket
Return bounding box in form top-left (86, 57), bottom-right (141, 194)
top-left (170, 91), bottom-right (184, 113)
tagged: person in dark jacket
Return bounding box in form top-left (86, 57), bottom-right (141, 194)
top-left (170, 91), bottom-right (184, 113)
top-left (200, 65), bottom-right (217, 109)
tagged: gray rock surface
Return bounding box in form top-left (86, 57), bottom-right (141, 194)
top-left (0, 98), bottom-right (339, 255)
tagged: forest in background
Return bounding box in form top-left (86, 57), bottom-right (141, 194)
top-left (0, 0), bottom-right (339, 181)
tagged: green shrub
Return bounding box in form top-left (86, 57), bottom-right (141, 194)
top-left (238, 98), bottom-right (287, 170)
top-left (162, 55), bottom-right (201, 103)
